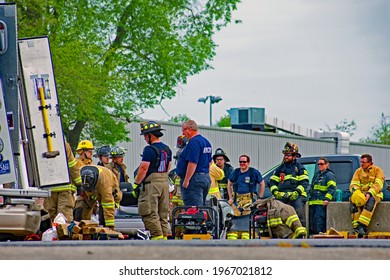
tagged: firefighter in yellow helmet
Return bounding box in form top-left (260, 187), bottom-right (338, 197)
top-left (80, 165), bottom-right (122, 228)
top-left (43, 141), bottom-right (81, 222)
top-left (349, 154), bottom-right (385, 237)
top-left (75, 140), bottom-right (94, 165)
top-left (74, 139), bottom-right (95, 221)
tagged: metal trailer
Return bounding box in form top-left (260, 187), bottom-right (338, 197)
top-left (1, 3), bottom-right (69, 239)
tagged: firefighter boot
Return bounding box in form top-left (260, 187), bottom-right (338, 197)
top-left (355, 224), bottom-right (368, 238)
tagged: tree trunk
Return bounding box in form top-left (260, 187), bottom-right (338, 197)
top-left (67, 120), bottom-right (87, 151)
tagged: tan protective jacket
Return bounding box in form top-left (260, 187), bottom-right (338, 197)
top-left (84, 165), bottom-right (122, 227)
top-left (106, 162), bottom-right (130, 183)
top-left (47, 142), bottom-right (81, 193)
top-left (350, 165), bottom-right (385, 199)
top-left (257, 197), bottom-right (307, 239)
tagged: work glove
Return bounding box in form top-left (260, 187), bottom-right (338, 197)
top-left (273, 191), bottom-right (285, 200)
top-left (131, 183), bottom-right (140, 198)
top-left (289, 191), bottom-right (299, 201)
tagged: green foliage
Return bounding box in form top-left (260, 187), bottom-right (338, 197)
top-left (361, 113), bottom-right (390, 145)
top-left (216, 114), bottom-right (231, 127)
top-left (10, 0), bottom-right (241, 149)
top-left (169, 114), bottom-right (190, 123)
top-left (325, 119), bottom-right (356, 137)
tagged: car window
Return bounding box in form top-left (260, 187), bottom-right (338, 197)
top-left (302, 163), bottom-right (316, 184)
top-left (328, 161), bottom-right (354, 185)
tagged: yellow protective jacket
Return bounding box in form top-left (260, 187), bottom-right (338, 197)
top-left (84, 165), bottom-right (122, 227)
top-left (106, 162), bottom-right (130, 183)
top-left (350, 165), bottom-right (385, 200)
top-left (47, 142), bottom-right (81, 193)
top-left (209, 163), bottom-right (225, 197)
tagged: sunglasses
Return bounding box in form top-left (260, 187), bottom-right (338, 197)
top-left (239, 161), bottom-right (247, 164)
top-left (284, 153), bottom-right (293, 157)
top-left (317, 163), bottom-right (325, 166)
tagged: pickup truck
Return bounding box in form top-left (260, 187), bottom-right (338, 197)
top-left (262, 154), bottom-right (390, 201)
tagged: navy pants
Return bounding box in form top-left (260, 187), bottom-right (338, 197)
top-left (309, 205), bottom-right (326, 234)
top-left (180, 173), bottom-right (211, 207)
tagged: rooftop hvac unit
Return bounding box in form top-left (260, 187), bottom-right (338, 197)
top-left (227, 107), bottom-right (265, 131)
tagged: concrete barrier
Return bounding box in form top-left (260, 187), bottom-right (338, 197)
top-left (326, 202), bottom-right (390, 232)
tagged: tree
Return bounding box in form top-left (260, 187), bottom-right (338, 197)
top-left (169, 114), bottom-right (190, 124)
top-left (216, 114), bottom-right (231, 127)
top-left (11, 0), bottom-right (241, 149)
top-left (325, 119), bottom-right (356, 137)
top-left (361, 113), bottom-right (390, 145)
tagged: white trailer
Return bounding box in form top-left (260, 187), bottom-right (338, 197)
top-left (0, 3), bottom-right (69, 239)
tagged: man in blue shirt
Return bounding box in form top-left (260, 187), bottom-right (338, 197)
top-left (134, 121), bottom-right (172, 240)
top-left (176, 120), bottom-right (212, 206)
top-left (226, 154), bottom-right (264, 239)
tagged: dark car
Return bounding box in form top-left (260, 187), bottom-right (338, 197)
top-left (261, 154), bottom-right (390, 201)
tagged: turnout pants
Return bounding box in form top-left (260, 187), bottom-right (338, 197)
top-left (44, 191), bottom-right (75, 222)
top-left (138, 172), bottom-right (170, 240)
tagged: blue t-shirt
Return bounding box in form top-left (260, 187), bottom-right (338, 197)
top-left (141, 142), bottom-right (172, 178)
top-left (176, 134), bottom-right (212, 178)
top-left (229, 168), bottom-right (263, 194)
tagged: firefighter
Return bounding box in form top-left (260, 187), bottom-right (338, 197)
top-left (74, 139), bottom-right (95, 221)
top-left (75, 140), bottom-right (94, 166)
top-left (170, 136), bottom-right (187, 212)
top-left (133, 121), bottom-right (172, 240)
top-left (227, 155), bottom-right (265, 240)
top-left (43, 141), bottom-right (81, 222)
top-left (350, 154), bottom-right (385, 237)
top-left (213, 148), bottom-right (234, 200)
top-left (308, 157), bottom-right (337, 234)
top-left (94, 145), bottom-right (111, 167)
top-left (106, 146), bottom-right (130, 183)
top-left (270, 142), bottom-right (309, 228)
top-left (80, 165), bottom-right (122, 228)
top-left (253, 197), bottom-right (307, 239)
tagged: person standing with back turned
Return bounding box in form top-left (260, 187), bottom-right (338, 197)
top-left (176, 120), bottom-right (212, 207)
top-left (133, 121), bottom-right (172, 240)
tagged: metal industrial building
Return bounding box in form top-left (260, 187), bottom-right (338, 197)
top-left (117, 121), bottom-right (390, 178)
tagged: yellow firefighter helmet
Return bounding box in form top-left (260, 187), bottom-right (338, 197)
top-left (76, 140), bottom-right (94, 152)
top-left (351, 189), bottom-right (366, 207)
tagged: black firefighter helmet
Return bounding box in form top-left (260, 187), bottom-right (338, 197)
top-left (212, 148), bottom-right (230, 163)
top-left (282, 142), bottom-right (301, 158)
top-left (140, 121), bottom-right (165, 137)
top-left (80, 166), bottom-right (99, 192)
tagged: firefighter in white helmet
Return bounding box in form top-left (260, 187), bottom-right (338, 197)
top-left (80, 165), bottom-right (122, 228)
top-left (350, 154), bottom-right (385, 237)
top-left (107, 146), bottom-right (130, 183)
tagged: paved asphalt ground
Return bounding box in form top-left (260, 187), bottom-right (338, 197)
top-left (1, 239), bottom-right (390, 260)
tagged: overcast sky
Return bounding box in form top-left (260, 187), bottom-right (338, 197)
top-left (141, 0), bottom-right (390, 141)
